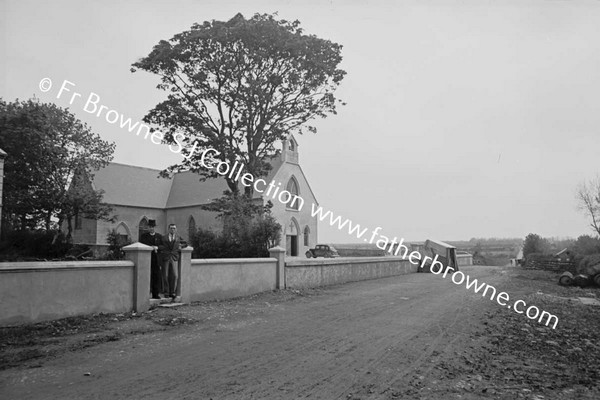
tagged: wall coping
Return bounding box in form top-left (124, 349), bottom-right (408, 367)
top-left (286, 256), bottom-right (409, 267)
top-left (191, 258), bottom-right (276, 265)
top-left (0, 260), bottom-right (134, 272)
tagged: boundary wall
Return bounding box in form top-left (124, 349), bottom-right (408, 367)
top-left (285, 256), bottom-right (417, 288)
top-left (0, 260), bottom-right (134, 326)
top-left (0, 245), bottom-right (418, 326)
top-left (189, 258), bottom-right (278, 302)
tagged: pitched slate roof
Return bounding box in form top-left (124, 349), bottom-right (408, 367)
top-left (92, 157), bottom-right (286, 209)
top-left (165, 170), bottom-right (229, 208)
top-left (91, 163), bottom-right (173, 208)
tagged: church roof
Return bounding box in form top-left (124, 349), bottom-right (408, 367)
top-left (165, 170), bottom-right (229, 208)
top-left (91, 163), bottom-right (173, 208)
top-left (91, 156), bottom-right (286, 209)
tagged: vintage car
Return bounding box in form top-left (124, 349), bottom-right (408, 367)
top-left (305, 244), bottom-right (340, 258)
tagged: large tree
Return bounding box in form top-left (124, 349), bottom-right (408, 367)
top-left (576, 176), bottom-right (600, 237)
top-left (131, 12), bottom-right (346, 196)
top-left (0, 98), bottom-right (115, 237)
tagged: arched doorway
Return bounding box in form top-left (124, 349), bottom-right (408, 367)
top-left (286, 218), bottom-right (299, 256)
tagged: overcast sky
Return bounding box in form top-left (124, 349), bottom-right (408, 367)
top-left (2, 0), bottom-right (599, 243)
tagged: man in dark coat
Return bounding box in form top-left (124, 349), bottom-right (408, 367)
top-left (158, 223), bottom-right (187, 300)
top-left (139, 219), bottom-right (163, 299)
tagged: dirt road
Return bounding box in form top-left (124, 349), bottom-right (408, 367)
top-left (0, 266), bottom-right (560, 399)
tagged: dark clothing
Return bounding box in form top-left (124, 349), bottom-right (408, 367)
top-left (158, 234), bottom-right (187, 297)
top-left (139, 231), bottom-right (163, 298)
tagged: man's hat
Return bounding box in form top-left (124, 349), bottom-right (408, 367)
top-left (148, 219), bottom-right (156, 227)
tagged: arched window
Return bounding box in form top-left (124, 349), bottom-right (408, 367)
top-left (115, 222), bottom-right (131, 246)
top-left (304, 226), bottom-right (310, 247)
top-left (188, 216), bottom-right (196, 241)
top-left (138, 217), bottom-right (149, 241)
top-left (286, 177), bottom-right (301, 210)
top-left (288, 139), bottom-right (295, 151)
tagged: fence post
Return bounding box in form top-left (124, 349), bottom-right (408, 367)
top-left (269, 246), bottom-right (286, 289)
top-left (123, 242), bottom-right (153, 313)
top-left (177, 247), bottom-right (193, 303)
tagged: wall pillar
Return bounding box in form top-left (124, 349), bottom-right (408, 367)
top-left (269, 246), bottom-right (286, 289)
top-left (177, 247), bottom-right (193, 303)
top-left (123, 242), bottom-right (152, 312)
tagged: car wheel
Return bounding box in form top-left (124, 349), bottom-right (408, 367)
top-left (305, 251), bottom-right (312, 258)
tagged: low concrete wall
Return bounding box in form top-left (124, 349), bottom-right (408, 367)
top-left (1, 248), bottom-right (421, 326)
top-left (0, 261), bottom-right (134, 326)
top-left (285, 256), bottom-right (418, 288)
top-left (189, 258), bottom-right (278, 302)
top-left (333, 244), bottom-right (388, 257)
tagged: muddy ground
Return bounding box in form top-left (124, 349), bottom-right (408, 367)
top-left (1, 266), bottom-right (599, 399)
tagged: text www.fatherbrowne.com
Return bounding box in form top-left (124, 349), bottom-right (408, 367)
top-left (310, 204), bottom-right (559, 330)
top-left (41, 78), bottom-right (558, 330)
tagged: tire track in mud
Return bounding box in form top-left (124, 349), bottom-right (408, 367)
top-left (218, 270), bottom-right (500, 400)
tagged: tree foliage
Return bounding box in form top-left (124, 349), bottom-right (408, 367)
top-left (576, 177), bottom-right (600, 237)
top-left (104, 229), bottom-right (132, 260)
top-left (522, 233), bottom-right (551, 259)
top-left (0, 98), bottom-right (115, 236)
top-left (131, 12), bottom-right (346, 195)
top-left (572, 234), bottom-right (600, 256)
top-left (191, 195), bottom-right (281, 258)
top-left (0, 229), bottom-right (71, 261)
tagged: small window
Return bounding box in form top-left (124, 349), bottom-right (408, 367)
top-left (303, 226), bottom-right (310, 246)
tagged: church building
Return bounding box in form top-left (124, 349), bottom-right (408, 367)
top-left (72, 136), bottom-right (318, 257)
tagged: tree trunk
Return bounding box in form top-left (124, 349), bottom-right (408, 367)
top-left (225, 176), bottom-right (239, 195)
top-left (45, 211), bottom-right (52, 230)
top-left (66, 217), bottom-right (73, 243)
